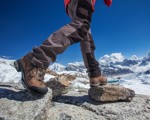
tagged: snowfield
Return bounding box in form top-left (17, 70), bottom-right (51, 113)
top-left (0, 52), bottom-right (150, 95)
top-left (0, 58), bottom-right (21, 83)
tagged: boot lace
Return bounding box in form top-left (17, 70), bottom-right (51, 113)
top-left (28, 68), bottom-right (46, 82)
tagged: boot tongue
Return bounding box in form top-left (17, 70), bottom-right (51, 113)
top-left (36, 68), bottom-right (46, 81)
top-left (29, 68), bottom-right (46, 81)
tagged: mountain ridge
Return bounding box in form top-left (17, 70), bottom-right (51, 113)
top-left (50, 52), bottom-right (150, 76)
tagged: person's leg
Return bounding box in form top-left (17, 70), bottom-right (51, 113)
top-left (71, 0), bottom-right (107, 86)
top-left (68, 0), bottom-right (100, 77)
top-left (80, 30), bottom-right (107, 86)
top-left (14, 0), bottom-right (94, 95)
top-left (24, 0), bottom-right (93, 70)
top-left (80, 29), bottom-right (101, 77)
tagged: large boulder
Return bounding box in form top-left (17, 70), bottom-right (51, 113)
top-left (0, 84), bottom-right (52, 120)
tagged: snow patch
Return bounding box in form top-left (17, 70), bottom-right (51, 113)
top-left (44, 74), bottom-right (55, 82)
top-left (0, 59), bottom-right (21, 83)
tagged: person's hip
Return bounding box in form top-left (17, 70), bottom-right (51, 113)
top-left (67, 0), bottom-right (94, 22)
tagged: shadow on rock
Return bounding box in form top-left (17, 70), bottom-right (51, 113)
top-left (0, 87), bottom-right (43, 102)
top-left (53, 94), bottom-right (123, 106)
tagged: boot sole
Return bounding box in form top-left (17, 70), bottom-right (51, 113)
top-left (14, 60), bottom-right (44, 96)
top-left (90, 79), bottom-right (108, 87)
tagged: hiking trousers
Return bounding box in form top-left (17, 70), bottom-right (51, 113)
top-left (25, 0), bottom-right (101, 78)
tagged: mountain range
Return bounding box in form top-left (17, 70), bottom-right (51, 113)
top-left (50, 52), bottom-right (150, 76)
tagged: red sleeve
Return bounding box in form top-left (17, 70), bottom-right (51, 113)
top-left (92, 0), bottom-right (96, 11)
top-left (64, 0), bottom-right (71, 8)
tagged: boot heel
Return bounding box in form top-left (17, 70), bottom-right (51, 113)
top-left (14, 61), bottom-right (21, 72)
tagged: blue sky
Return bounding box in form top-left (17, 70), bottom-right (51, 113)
top-left (0, 0), bottom-right (150, 65)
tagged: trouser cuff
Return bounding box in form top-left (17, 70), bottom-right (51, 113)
top-left (88, 69), bottom-right (101, 78)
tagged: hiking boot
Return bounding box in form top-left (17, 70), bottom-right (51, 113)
top-left (14, 56), bottom-right (48, 96)
top-left (90, 75), bottom-right (107, 87)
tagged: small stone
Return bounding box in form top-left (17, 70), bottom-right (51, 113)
top-left (46, 76), bottom-right (70, 98)
top-left (59, 76), bottom-right (70, 87)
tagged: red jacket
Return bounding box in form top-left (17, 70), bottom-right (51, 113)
top-left (64, 0), bottom-right (96, 11)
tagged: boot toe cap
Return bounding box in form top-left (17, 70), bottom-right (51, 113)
top-left (29, 86), bottom-right (48, 96)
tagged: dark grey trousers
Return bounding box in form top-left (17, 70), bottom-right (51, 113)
top-left (25, 0), bottom-right (101, 78)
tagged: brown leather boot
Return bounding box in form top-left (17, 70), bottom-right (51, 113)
top-left (14, 56), bottom-right (48, 96)
top-left (90, 75), bottom-right (107, 87)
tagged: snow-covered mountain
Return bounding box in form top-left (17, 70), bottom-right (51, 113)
top-left (0, 52), bottom-right (150, 95)
top-left (99, 53), bottom-right (125, 65)
top-left (99, 53), bottom-right (148, 75)
top-left (65, 62), bottom-right (86, 73)
top-left (49, 63), bottom-right (66, 72)
top-left (49, 52), bottom-right (150, 76)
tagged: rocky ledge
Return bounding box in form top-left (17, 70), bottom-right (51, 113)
top-left (0, 83), bottom-right (150, 120)
top-left (0, 84), bottom-right (52, 120)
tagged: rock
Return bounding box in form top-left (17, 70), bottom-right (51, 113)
top-left (61, 73), bottom-right (76, 81)
top-left (88, 84), bottom-right (135, 102)
top-left (58, 76), bottom-right (70, 87)
top-left (0, 84), bottom-right (52, 120)
top-left (0, 83), bottom-right (150, 120)
top-left (46, 76), bottom-right (70, 98)
top-left (50, 90), bottom-right (150, 120)
top-left (45, 69), bottom-right (77, 98)
top-left (46, 69), bottom-right (76, 81)
top-left (47, 103), bottom-right (101, 120)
